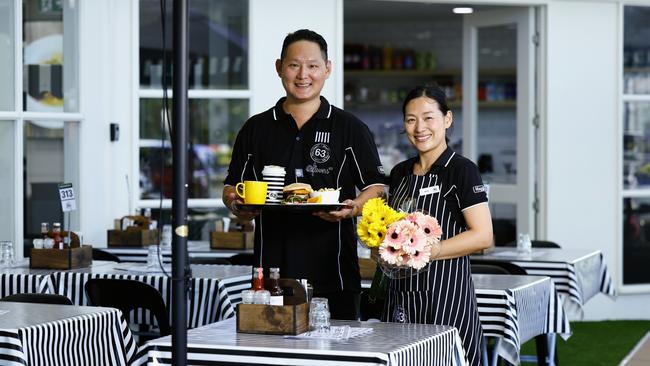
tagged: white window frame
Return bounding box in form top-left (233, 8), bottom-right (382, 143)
top-left (2, 0), bottom-right (83, 257)
top-left (618, 2), bottom-right (650, 293)
top-left (133, 0), bottom-right (252, 212)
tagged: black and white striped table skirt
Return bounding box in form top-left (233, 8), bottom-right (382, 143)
top-left (48, 270), bottom-right (250, 328)
top-left (475, 276), bottom-right (569, 365)
top-left (0, 308), bottom-right (137, 366)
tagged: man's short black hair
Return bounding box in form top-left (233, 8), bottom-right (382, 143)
top-left (280, 29), bottom-right (328, 61)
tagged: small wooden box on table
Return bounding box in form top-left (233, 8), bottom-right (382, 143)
top-left (31, 236), bottom-right (92, 270)
top-left (210, 218), bottom-right (254, 250)
top-left (236, 279), bottom-right (309, 335)
top-left (236, 302), bottom-right (309, 335)
top-left (107, 215), bottom-right (158, 247)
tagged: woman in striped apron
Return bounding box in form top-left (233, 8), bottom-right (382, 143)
top-left (382, 85), bottom-right (493, 366)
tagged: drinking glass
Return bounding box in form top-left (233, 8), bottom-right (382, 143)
top-left (0, 241), bottom-right (15, 268)
top-left (146, 245), bottom-right (162, 268)
top-left (161, 224), bottom-right (172, 248)
top-left (309, 297), bottom-right (330, 332)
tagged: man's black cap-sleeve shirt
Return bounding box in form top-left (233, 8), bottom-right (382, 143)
top-left (225, 97), bottom-right (385, 293)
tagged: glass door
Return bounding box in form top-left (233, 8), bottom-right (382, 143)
top-left (463, 8), bottom-right (536, 240)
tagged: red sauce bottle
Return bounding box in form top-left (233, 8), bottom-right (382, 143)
top-left (52, 222), bottom-right (63, 249)
top-left (252, 267), bottom-right (264, 291)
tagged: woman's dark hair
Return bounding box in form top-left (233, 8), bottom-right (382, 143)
top-left (280, 29), bottom-right (328, 61)
top-left (402, 84), bottom-right (450, 118)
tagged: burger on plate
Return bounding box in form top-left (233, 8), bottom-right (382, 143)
top-left (282, 183), bottom-right (313, 203)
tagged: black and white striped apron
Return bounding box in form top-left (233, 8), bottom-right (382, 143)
top-left (382, 157), bottom-right (485, 366)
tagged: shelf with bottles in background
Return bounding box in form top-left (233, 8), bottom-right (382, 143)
top-left (343, 43), bottom-right (516, 108)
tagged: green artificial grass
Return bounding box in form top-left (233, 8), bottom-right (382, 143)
top-left (520, 320), bottom-right (650, 365)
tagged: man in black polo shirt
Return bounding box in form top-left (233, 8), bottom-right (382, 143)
top-left (222, 29), bottom-right (385, 320)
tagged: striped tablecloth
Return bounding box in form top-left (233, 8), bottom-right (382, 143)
top-left (473, 248), bottom-right (616, 317)
top-left (473, 274), bottom-right (570, 365)
top-left (0, 260), bottom-right (52, 297)
top-left (133, 317), bottom-right (467, 366)
top-left (46, 262), bottom-right (250, 327)
top-left (103, 241), bottom-right (252, 263)
top-left (0, 302), bottom-right (137, 366)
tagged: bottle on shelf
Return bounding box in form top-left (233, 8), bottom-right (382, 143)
top-left (252, 267), bottom-right (264, 291)
top-left (52, 222), bottom-right (63, 249)
top-left (268, 267), bottom-right (284, 306)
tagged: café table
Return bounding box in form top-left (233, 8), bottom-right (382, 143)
top-left (132, 317), bottom-right (468, 366)
top-left (0, 301), bottom-right (138, 366)
top-left (45, 261), bottom-right (251, 327)
top-left (473, 274), bottom-right (570, 366)
top-left (361, 273), bottom-right (570, 366)
top-left (102, 241), bottom-right (252, 263)
top-left (471, 247), bottom-right (616, 316)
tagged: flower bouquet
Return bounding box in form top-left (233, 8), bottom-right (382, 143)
top-left (357, 198), bottom-right (442, 279)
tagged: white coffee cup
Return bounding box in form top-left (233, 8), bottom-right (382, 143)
top-left (262, 165), bottom-right (286, 203)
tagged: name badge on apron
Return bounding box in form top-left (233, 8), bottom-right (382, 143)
top-left (419, 186), bottom-right (440, 196)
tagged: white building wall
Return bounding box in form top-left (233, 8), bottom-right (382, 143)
top-left (78, 0), bottom-right (134, 247)
top-left (545, 0), bottom-right (650, 319)
top-left (249, 0), bottom-right (343, 115)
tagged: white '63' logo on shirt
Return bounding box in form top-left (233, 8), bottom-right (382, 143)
top-left (310, 143), bottom-right (331, 163)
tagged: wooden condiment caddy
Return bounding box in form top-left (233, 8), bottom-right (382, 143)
top-left (236, 279), bottom-right (309, 335)
top-left (31, 231), bottom-right (92, 269)
top-left (107, 215), bottom-right (159, 247)
top-left (210, 218), bottom-right (254, 250)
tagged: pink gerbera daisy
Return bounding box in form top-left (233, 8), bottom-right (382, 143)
top-left (408, 245), bottom-right (432, 270)
top-left (379, 241), bottom-right (402, 265)
top-left (384, 222), bottom-right (407, 246)
top-left (402, 226), bottom-right (427, 255)
top-left (416, 215), bottom-right (443, 243)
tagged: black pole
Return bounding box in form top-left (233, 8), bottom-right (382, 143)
top-left (171, 0), bottom-right (188, 365)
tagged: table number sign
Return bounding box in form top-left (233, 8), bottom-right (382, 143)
top-left (58, 183), bottom-right (76, 212)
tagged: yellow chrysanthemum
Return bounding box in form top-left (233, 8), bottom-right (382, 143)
top-left (357, 218), bottom-right (374, 247)
top-left (361, 198), bottom-right (387, 220)
top-left (365, 222), bottom-right (388, 248)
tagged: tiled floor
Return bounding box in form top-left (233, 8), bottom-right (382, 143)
top-left (621, 332), bottom-right (650, 366)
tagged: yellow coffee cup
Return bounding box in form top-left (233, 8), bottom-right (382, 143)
top-left (235, 181), bottom-right (268, 204)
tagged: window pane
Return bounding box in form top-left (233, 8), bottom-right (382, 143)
top-left (0, 121), bottom-right (15, 242)
top-left (0, 1), bottom-right (15, 110)
top-left (623, 6), bottom-right (650, 95)
top-left (139, 0), bottom-right (249, 90)
top-left (623, 197), bottom-right (650, 284)
top-left (23, 120), bottom-right (79, 239)
top-left (23, 0), bottom-right (79, 112)
top-left (623, 101), bottom-right (650, 189)
top-left (139, 98), bottom-right (249, 199)
top-left (477, 24), bottom-right (517, 184)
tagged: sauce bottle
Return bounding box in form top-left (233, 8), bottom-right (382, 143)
top-left (268, 267), bottom-right (284, 306)
top-left (252, 267), bottom-right (264, 291)
top-left (52, 222), bottom-right (63, 249)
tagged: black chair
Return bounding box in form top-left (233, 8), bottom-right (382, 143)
top-left (503, 239), bottom-right (562, 249)
top-left (228, 253), bottom-right (254, 266)
top-left (470, 259), bottom-right (527, 275)
top-left (84, 279), bottom-right (170, 342)
top-left (0, 293), bottom-right (73, 305)
top-left (189, 257), bottom-right (231, 265)
top-left (92, 248), bottom-right (122, 262)
top-left (531, 240), bottom-right (561, 248)
top-left (470, 263), bottom-right (511, 275)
